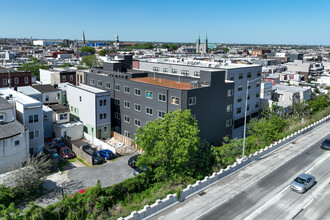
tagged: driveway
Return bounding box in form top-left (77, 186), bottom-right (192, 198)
top-left (35, 152), bottom-right (138, 207)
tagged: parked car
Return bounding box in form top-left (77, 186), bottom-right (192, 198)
top-left (57, 146), bottom-right (75, 159)
top-left (133, 166), bottom-right (147, 176)
top-left (290, 174), bottom-right (316, 193)
top-left (321, 138), bottom-right (330, 150)
top-left (85, 149), bottom-right (105, 165)
top-left (128, 155), bottom-right (140, 168)
top-left (97, 149), bottom-right (116, 160)
top-left (70, 188), bottom-right (88, 197)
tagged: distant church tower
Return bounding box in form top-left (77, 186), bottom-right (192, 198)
top-left (82, 31), bottom-right (86, 45)
top-left (114, 34), bottom-right (120, 49)
top-left (195, 33), bottom-right (208, 54)
top-left (196, 33), bottom-right (200, 53)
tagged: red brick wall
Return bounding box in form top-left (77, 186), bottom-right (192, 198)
top-left (0, 72), bottom-right (32, 87)
top-left (60, 73), bottom-right (76, 85)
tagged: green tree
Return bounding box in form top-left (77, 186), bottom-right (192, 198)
top-left (98, 49), bottom-right (107, 56)
top-left (57, 63), bottom-right (72, 68)
top-left (18, 58), bottom-right (49, 80)
top-left (169, 44), bottom-right (179, 50)
top-left (81, 55), bottom-right (102, 68)
top-left (222, 47), bottom-right (229, 53)
top-left (80, 46), bottom-right (95, 55)
top-left (134, 110), bottom-right (200, 181)
top-left (212, 137), bottom-right (243, 169)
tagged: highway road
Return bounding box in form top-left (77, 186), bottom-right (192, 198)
top-left (151, 121), bottom-right (330, 220)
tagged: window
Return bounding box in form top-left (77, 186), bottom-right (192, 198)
top-left (229, 74), bottom-right (234, 81)
top-left (70, 75), bottom-right (73, 81)
top-left (105, 82), bottom-right (111, 89)
top-left (124, 131), bottom-right (130, 138)
top-left (15, 140), bottom-right (20, 146)
top-left (124, 86), bottom-right (130, 93)
top-left (62, 75), bottom-right (66, 81)
top-left (134, 119), bottom-right (141, 126)
top-left (115, 84), bottom-right (120, 91)
top-left (237, 107), bottom-right (242, 114)
top-left (158, 111), bottom-right (165, 119)
top-left (239, 73), bottom-right (243, 79)
top-left (191, 114), bottom-right (196, 119)
top-left (134, 88), bottom-right (141, 96)
top-left (24, 77), bottom-right (29, 84)
top-left (181, 70), bottom-right (189, 76)
top-left (227, 104), bottom-right (232, 112)
top-left (256, 82), bottom-right (260, 87)
top-left (70, 106), bottom-right (73, 111)
top-left (247, 94), bottom-right (250, 100)
top-left (100, 114), bottom-right (103, 119)
top-left (3, 78), bottom-right (7, 85)
top-left (256, 92), bottom-right (260, 98)
top-left (34, 115), bottom-right (38, 122)
top-left (44, 115), bottom-right (47, 120)
top-left (146, 107), bottom-right (153, 115)
top-left (103, 99), bottom-right (106, 106)
top-left (153, 67), bottom-right (159, 71)
top-left (226, 119), bottom-right (233, 127)
top-left (194, 71), bottom-right (200, 77)
top-left (90, 79), bottom-right (95, 85)
top-left (237, 97), bottom-right (242, 103)
top-left (124, 115), bottom-right (130, 123)
top-left (60, 113), bottom-right (67, 120)
top-left (171, 97), bottom-right (180, 105)
top-left (124, 100), bottom-right (130, 108)
top-left (103, 113), bottom-right (107, 119)
top-left (115, 126), bottom-right (120, 133)
top-left (134, 103), bottom-right (141, 112)
top-left (79, 96), bottom-right (82, 102)
top-left (35, 130), bottom-right (39, 138)
top-left (97, 80), bottom-right (103, 87)
top-left (247, 105), bottom-right (250, 111)
top-left (103, 126), bottom-right (108, 133)
top-left (158, 93), bottom-right (166, 102)
top-left (163, 68), bottom-right (168, 73)
top-left (14, 77), bottom-right (18, 84)
top-left (247, 72), bottom-right (252, 78)
top-left (238, 85), bottom-right (243, 91)
top-left (146, 91), bottom-right (153, 99)
top-left (114, 98), bottom-right (120, 105)
top-left (45, 95), bottom-right (49, 102)
top-left (172, 69), bottom-right (177, 74)
top-left (257, 71), bottom-right (261, 77)
top-left (114, 112), bottom-right (120, 120)
top-left (29, 115), bottom-right (33, 123)
top-left (189, 97), bottom-right (196, 106)
top-left (227, 89), bottom-right (233, 97)
top-left (255, 102), bottom-right (259, 108)
top-left (99, 100), bottom-right (103, 106)
top-left (248, 83), bottom-right (251, 89)
top-left (29, 131), bottom-right (34, 139)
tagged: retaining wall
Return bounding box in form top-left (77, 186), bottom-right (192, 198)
top-left (119, 115), bottom-right (330, 220)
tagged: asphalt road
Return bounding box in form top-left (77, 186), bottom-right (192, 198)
top-left (151, 121), bottom-right (330, 220)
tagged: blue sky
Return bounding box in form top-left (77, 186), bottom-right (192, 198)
top-left (1, 0), bottom-right (330, 45)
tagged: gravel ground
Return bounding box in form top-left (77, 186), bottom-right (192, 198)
top-left (35, 152), bottom-right (138, 207)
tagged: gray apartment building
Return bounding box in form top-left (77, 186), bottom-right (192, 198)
top-left (133, 58), bottom-right (262, 138)
top-left (77, 56), bottom-right (237, 145)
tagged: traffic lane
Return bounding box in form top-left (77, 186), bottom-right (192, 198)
top-left (198, 137), bottom-right (329, 220)
top-left (245, 150), bottom-right (330, 220)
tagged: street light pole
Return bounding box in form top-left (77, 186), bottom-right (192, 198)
top-left (242, 77), bottom-right (261, 160)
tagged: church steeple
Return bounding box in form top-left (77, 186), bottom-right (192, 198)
top-left (205, 33), bottom-right (208, 41)
top-left (197, 33), bottom-right (200, 43)
top-left (82, 31), bottom-right (86, 45)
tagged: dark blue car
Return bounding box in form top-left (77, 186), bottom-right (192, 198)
top-left (97, 149), bottom-right (116, 160)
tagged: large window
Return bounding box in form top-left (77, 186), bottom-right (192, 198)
top-left (171, 97), bottom-right (180, 105)
top-left (172, 69), bottom-right (177, 74)
top-left (247, 72), bottom-right (251, 78)
top-left (227, 89), bottom-right (233, 97)
top-left (163, 68), bottom-right (168, 73)
top-left (239, 73), bottom-right (243, 79)
top-left (29, 131), bottom-right (34, 139)
top-left (226, 119), bottom-right (232, 127)
top-left (124, 100), bottom-right (130, 108)
top-left (146, 91), bottom-right (153, 99)
top-left (124, 86), bottom-right (130, 93)
top-left (238, 85), bottom-right (243, 91)
top-left (97, 80), bottom-right (103, 87)
top-left (158, 111), bottom-right (165, 119)
top-left (124, 115), bottom-right (130, 123)
top-left (237, 108), bottom-right (242, 114)
top-left (229, 74), bottom-right (234, 81)
top-left (188, 97), bottom-right (196, 106)
top-left (158, 93), bottom-right (166, 102)
top-left (227, 104), bottom-right (232, 112)
top-left (134, 88), bottom-right (141, 96)
top-left (146, 107), bottom-right (153, 115)
top-left (115, 84), bottom-right (120, 91)
top-left (114, 98), bottom-right (120, 105)
top-left (62, 76), bottom-right (66, 82)
top-left (134, 104), bottom-right (141, 112)
top-left (70, 75), bottom-right (74, 81)
top-left (90, 79), bottom-right (95, 85)
top-left (194, 71), bottom-right (200, 77)
top-left (114, 112), bottom-right (120, 120)
top-left (105, 82), bottom-right (111, 89)
top-left (134, 119), bottom-right (141, 126)
top-left (3, 78), bottom-right (7, 85)
top-left (124, 131), bottom-right (131, 138)
top-left (237, 97), bottom-right (242, 103)
top-left (153, 67), bottom-right (160, 72)
top-left (181, 70), bottom-right (189, 76)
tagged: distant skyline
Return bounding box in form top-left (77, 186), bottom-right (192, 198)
top-left (1, 0), bottom-right (330, 45)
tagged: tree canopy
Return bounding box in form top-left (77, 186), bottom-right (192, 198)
top-left (81, 55), bottom-right (102, 68)
top-left (134, 109), bottom-right (200, 181)
top-left (80, 46), bottom-right (95, 55)
top-left (98, 49), bottom-right (107, 56)
top-left (18, 57), bottom-right (49, 80)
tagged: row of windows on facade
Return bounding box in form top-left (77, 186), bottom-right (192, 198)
top-left (152, 67), bottom-right (200, 77)
top-left (2, 77), bottom-right (29, 85)
top-left (229, 71), bottom-right (261, 81)
top-left (226, 102), bottom-right (259, 113)
top-left (88, 126), bottom-right (109, 134)
top-left (29, 130), bottom-right (39, 140)
top-left (62, 75), bottom-right (74, 82)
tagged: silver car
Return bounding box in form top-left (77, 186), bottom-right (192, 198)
top-left (290, 174), bottom-right (316, 193)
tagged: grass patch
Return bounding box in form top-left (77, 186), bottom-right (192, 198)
top-left (76, 157), bottom-right (92, 168)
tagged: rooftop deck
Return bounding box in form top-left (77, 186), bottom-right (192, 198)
top-left (130, 77), bottom-right (193, 90)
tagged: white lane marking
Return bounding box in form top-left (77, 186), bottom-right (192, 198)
top-left (305, 153), bottom-right (330, 174)
top-left (303, 198), bottom-right (314, 209)
top-left (191, 128), bottom-right (330, 220)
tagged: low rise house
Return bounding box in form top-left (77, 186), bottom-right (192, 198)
top-left (0, 67), bottom-right (32, 88)
top-left (0, 97), bottom-right (29, 174)
top-left (32, 84), bottom-right (62, 105)
top-left (40, 68), bottom-right (76, 85)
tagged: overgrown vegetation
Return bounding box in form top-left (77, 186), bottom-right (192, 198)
top-left (18, 57), bottom-right (49, 80)
top-left (0, 95), bottom-right (329, 219)
top-left (80, 46), bottom-right (95, 55)
top-left (80, 55), bottom-right (102, 68)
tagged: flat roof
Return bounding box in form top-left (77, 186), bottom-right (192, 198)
top-left (130, 77), bottom-right (193, 90)
top-left (48, 104), bottom-right (69, 113)
top-left (0, 88), bottom-right (41, 105)
top-left (273, 84), bottom-right (310, 93)
top-left (0, 97), bottom-right (13, 110)
top-left (32, 84), bottom-right (61, 93)
top-left (17, 86), bottom-right (41, 95)
top-left (69, 84), bottom-right (108, 94)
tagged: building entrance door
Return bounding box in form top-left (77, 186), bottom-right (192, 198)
top-left (97, 129), bottom-right (101, 139)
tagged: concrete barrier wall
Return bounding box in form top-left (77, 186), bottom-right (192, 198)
top-left (120, 115), bottom-right (330, 220)
top-left (71, 143), bottom-right (93, 166)
top-left (83, 132), bottom-right (116, 154)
